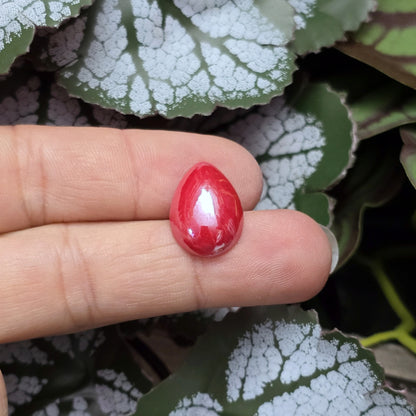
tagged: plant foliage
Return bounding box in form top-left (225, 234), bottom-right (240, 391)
top-left (136, 305), bottom-right (413, 416)
top-left (0, 0), bottom-right (415, 414)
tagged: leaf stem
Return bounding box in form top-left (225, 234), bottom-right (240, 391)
top-left (360, 330), bottom-right (398, 348)
top-left (374, 245), bottom-right (416, 261)
top-left (356, 255), bottom-right (416, 353)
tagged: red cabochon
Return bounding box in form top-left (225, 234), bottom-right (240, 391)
top-left (169, 162), bottom-right (243, 257)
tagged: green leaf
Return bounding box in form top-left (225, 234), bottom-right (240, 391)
top-left (338, 0), bottom-right (416, 89)
top-left (330, 133), bottom-right (404, 267)
top-left (29, 16), bottom-right (89, 72)
top-left (213, 82), bottom-right (356, 226)
top-left (400, 125), bottom-right (416, 189)
top-left (306, 178), bottom-right (416, 338)
top-left (0, 0), bottom-right (93, 75)
top-left (326, 55), bottom-right (416, 139)
top-left (32, 0), bottom-right (377, 119)
top-left (170, 82), bottom-right (356, 225)
top-left (290, 0), bottom-right (376, 55)
top-left (135, 305), bottom-right (414, 415)
top-left (349, 81), bottom-right (416, 140)
top-left (0, 65), bottom-right (133, 127)
top-left (0, 327), bottom-right (152, 415)
top-left (57, 0), bottom-right (297, 118)
top-left (0, 62), bottom-right (354, 230)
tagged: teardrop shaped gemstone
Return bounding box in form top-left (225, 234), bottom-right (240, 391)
top-left (169, 162), bottom-right (243, 257)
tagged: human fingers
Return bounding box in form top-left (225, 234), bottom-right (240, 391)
top-left (0, 125), bottom-right (262, 233)
top-left (0, 370), bottom-right (7, 416)
top-left (0, 210), bottom-right (332, 343)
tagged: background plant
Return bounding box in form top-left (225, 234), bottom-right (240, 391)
top-left (0, 0), bottom-right (415, 414)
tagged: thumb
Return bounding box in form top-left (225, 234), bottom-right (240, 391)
top-left (0, 371), bottom-right (7, 416)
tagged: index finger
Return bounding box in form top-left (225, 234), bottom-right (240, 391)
top-left (0, 125), bottom-right (263, 233)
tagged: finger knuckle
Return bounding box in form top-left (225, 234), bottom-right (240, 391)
top-left (12, 126), bottom-right (49, 227)
top-left (55, 225), bottom-right (99, 332)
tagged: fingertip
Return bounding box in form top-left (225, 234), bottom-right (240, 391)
top-left (285, 211), bottom-right (333, 300)
top-left (197, 210), bottom-right (333, 307)
top-left (254, 209), bottom-right (332, 303)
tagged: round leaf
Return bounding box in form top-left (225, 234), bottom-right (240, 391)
top-left (0, 0), bottom-right (93, 74)
top-left (58, 0), bottom-right (297, 118)
top-left (168, 82), bottom-right (356, 226)
top-left (327, 56), bottom-right (416, 140)
top-left (0, 327), bottom-right (152, 415)
top-left (217, 83), bottom-right (356, 226)
top-left (0, 65), bottom-right (131, 127)
top-left (135, 305), bottom-right (415, 415)
top-left (338, 0), bottom-right (416, 89)
top-left (290, 0), bottom-right (376, 55)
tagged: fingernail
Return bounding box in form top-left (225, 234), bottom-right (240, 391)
top-left (320, 225), bottom-right (339, 274)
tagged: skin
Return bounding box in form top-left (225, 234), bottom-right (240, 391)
top-left (0, 125), bottom-right (332, 342)
top-left (0, 371), bottom-right (5, 416)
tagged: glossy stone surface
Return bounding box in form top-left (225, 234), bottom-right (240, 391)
top-left (169, 162), bottom-right (243, 257)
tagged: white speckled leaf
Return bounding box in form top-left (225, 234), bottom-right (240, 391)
top-left (169, 394), bottom-right (223, 416)
top-left (135, 305), bottom-right (415, 416)
top-left (0, 327), bottom-right (152, 415)
top-left (30, 14), bottom-right (89, 71)
top-left (57, 0), bottom-right (296, 118)
top-left (289, 0), bottom-right (376, 54)
top-left (0, 65), bottom-right (131, 128)
top-left (0, 0), bottom-right (93, 74)
top-left (173, 82), bottom-right (356, 226)
top-left (225, 83), bottom-right (355, 226)
top-left (400, 125), bottom-right (416, 189)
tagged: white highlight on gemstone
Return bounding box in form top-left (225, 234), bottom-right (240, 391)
top-left (195, 189), bottom-right (217, 225)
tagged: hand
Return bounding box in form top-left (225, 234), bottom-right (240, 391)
top-left (0, 125), bottom-right (334, 344)
top-left (0, 371), bottom-right (5, 416)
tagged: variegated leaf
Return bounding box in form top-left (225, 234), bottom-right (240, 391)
top-left (135, 305), bottom-right (415, 415)
top-left (0, 0), bottom-right (93, 74)
top-left (0, 327), bottom-right (152, 415)
top-left (338, 0), bottom-right (416, 89)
